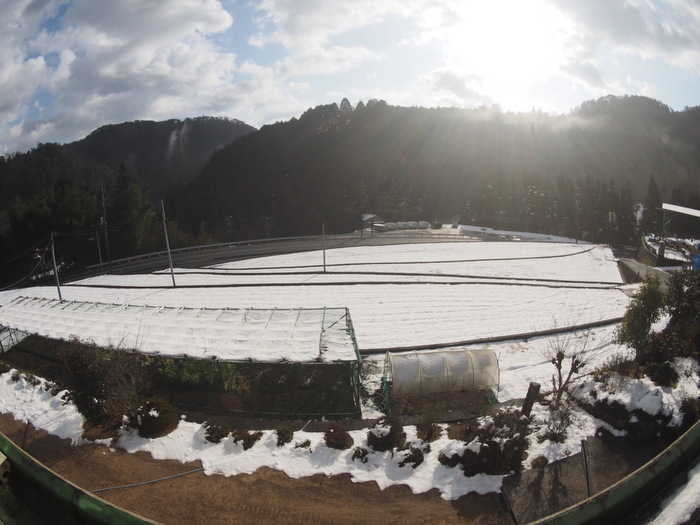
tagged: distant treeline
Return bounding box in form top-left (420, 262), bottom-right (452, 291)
top-left (169, 96), bottom-right (699, 243)
top-left (1, 96), bottom-right (699, 287)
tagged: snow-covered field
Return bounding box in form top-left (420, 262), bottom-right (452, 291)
top-left (1, 241), bottom-right (628, 353)
top-left (0, 239), bottom-right (697, 523)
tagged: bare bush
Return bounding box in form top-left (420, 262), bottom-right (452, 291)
top-left (540, 328), bottom-right (601, 409)
top-left (61, 337), bottom-right (151, 428)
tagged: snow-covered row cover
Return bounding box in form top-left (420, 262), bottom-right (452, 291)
top-left (0, 297), bottom-right (357, 363)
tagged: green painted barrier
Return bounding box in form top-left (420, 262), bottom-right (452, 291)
top-left (0, 431), bottom-right (159, 525)
top-left (530, 420), bottom-right (700, 525)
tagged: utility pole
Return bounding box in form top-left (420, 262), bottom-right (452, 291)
top-left (161, 200), bottom-right (176, 287)
top-left (95, 229), bottom-right (104, 274)
top-left (50, 232), bottom-right (63, 301)
top-left (101, 184), bottom-right (113, 273)
top-left (322, 222), bottom-right (327, 273)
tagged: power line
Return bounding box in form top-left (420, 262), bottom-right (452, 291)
top-left (0, 235), bottom-right (52, 269)
top-left (0, 240), bottom-right (51, 291)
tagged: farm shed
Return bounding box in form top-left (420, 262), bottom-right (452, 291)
top-left (0, 296), bottom-right (362, 418)
top-left (382, 348), bottom-right (499, 414)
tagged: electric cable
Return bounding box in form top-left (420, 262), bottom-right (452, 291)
top-left (88, 467), bottom-right (204, 494)
top-left (0, 241), bottom-right (52, 290)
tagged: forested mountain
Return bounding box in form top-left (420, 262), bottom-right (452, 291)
top-left (67, 116), bottom-right (256, 199)
top-left (1, 95), bottom-right (700, 290)
top-left (0, 117), bottom-right (255, 286)
top-left (168, 96), bottom-right (700, 244)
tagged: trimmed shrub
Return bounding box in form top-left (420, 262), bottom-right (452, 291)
top-left (584, 398), bottom-right (630, 431)
top-left (276, 425), bottom-right (294, 447)
top-left (324, 423), bottom-right (353, 450)
top-left (43, 381), bottom-right (62, 397)
top-left (203, 418), bottom-right (231, 444)
top-left (581, 397), bottom-right (676, 441)
top-left (132, 398), bottom-right (177, 439)
top-left (398, 446), bottom-right (425, 469)
top-left (647, 361), bottom-right (679, 387)
top-left (25, 373), bottom-right (41, 387)
top-left (367, 416), bottom-right (406, 452)
top-left (439, 409), bottom-right (531, 476)
top-left (294, 439), bottom-right (311, 450)
top-left (626, 408), bottom-right (674, 441)
top-left (0, 361), bottom-right (11, 375)
top-left (352, 446), bottom-right (369, 463)
top-left (231, 428), bottom-right (263, 450)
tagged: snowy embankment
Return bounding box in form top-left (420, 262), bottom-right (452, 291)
top-left (0, 240), bottom-right (698, 519)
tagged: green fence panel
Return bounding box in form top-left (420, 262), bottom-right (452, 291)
top-left (530, 420), bottom-right (700, 525)
top-left (0, 431), bottom-right (158, 525)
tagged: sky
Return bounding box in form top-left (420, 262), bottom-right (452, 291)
top-left (2, 0), bottom-right (700, 156)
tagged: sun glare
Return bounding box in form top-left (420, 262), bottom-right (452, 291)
top-left (439, 0), bottom-right (573, 105)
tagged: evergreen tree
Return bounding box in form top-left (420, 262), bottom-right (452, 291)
top-left (339, 98), bottom-right (353, 113)
top-left (617, 181), bottom-right (636, 244)
top-left (641, 175), bottom-right (662, 234)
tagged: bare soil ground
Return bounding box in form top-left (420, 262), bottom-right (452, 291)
top-left (0, 413), bottom-right (512, 525)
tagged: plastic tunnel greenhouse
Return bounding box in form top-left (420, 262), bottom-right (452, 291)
top-left (383, 348), bottom-right (499, 414)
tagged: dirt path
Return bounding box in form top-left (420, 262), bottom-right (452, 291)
top-left (0, 414), bottom-right (511, 525)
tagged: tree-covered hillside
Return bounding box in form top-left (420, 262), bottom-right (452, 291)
top-left (68, 116), bottom-right (256, 199)
top-left (2, 96), bottom-right (700, 289)
top-left (0, 117), bottom-right (255, 287)
top-left (168, 96), bottom-right (700, 243)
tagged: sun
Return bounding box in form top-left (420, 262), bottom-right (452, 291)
top-left (436, 0), bottom-right (574, 105)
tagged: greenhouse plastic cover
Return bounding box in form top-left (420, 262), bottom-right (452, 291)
top-left (0, 296), bottom-right (358, 363)
top-left (386, 347), bottom-right (499, 396)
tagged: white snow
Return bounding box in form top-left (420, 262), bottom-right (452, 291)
top-left (0, 298), bottom-right (356, 363)
top-left (0, 242), bottom-right (628, 353)
top-left (0, 373), bottom-right (83, 444)
top-left (0, 239), bottom-right (697, 519)
top-left (647, 461), bottom-right (700, 525)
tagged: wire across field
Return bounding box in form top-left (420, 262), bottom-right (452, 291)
top-left (4, 242), bottom-right (629, 353)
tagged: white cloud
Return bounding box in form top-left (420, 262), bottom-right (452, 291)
top-left (550, 0), bottom-right (700, 88)
top-left (2, 0), bottom-right (699, 155)
top-left (1, 0), bottom-right (238, 154)
top-left (0, 1), bottom-right (58, 123)
top-left (426, 69), bottom-right (492, 107)
top-left (251, 0), bottom-right (404, 52)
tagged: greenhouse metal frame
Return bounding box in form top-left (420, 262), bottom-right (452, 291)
top-left (0, 297), bottom-right (363, 419)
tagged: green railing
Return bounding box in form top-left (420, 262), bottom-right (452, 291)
top-left (530, 420), bottom-right (700, 525)
top-left (0, 431), bottom-right (158, 525)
